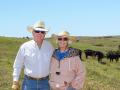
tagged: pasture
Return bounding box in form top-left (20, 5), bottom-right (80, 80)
top-left (0, 36), bottom-right (120, 90)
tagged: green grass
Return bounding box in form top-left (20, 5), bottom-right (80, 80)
top-left (83, 59), bottom-right (120, 90)
top-left (0, 36), bottom-right (120, 90)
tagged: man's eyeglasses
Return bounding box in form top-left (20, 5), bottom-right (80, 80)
top-left (58, 37), bottom-right (68, 41)
top-left (34, 30), bottom-right (46, 34)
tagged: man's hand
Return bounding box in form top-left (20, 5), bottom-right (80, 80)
top-left (12, 81), bottom-right (20, 90)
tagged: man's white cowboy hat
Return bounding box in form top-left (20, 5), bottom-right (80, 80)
top-left (27, 21), bottom-right (48, 32)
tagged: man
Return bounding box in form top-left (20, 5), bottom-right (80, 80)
top-left (12, 21), bottom-right (54, 90)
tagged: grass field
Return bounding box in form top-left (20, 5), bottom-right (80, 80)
top-left (0, 36), bottom-right (120, 90)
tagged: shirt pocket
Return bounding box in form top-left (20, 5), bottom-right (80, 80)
top-left (24, 50), bottom-right (36, 63)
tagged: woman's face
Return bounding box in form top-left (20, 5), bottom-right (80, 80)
top-left (57, 36), bottom-right (69, 49)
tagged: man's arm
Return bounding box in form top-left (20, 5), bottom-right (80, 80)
top-left (12, 46), bottom-right (25, 90)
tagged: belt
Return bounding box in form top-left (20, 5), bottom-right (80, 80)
top-left (25, 75), bottom-right (49, 80)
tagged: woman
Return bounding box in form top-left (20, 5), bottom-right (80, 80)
top-left (49, 31), bottom-right (86, 90)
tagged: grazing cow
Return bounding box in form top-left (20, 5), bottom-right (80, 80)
top-left (106, 51), bottom-right (119, 62)
top-left (94, 51), bottom-right (104, 62)
top-left (84, 49), bottom-right (95, 59)
top-left (77, 49), bottom-right (82, 60)
top-left (69, 47), bottom-right (82, 60)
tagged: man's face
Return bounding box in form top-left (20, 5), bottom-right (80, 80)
top-left (32, 30), bottom-right (46, 43)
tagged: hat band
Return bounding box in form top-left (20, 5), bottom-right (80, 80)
top-left (33, 27), bottom-right (48, 32)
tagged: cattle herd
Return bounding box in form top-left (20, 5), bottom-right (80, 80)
top-left (77, 48), bottom-right (120, 63)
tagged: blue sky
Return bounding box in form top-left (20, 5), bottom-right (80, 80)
top-left (0, 0), bottom-right (120, 37)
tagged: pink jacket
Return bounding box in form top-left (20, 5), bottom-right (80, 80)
top-left (49, 52), bottom-right (86, 90)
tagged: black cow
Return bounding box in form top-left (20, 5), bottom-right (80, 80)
top-left (94, 51), bottom-right (104, 63)
top-left (69, 47), bottom-right (82, 60)
top-left (77, 49), bottom-right (82, 60)
top-left (84, 49), bottom-right (95, 59)
top-left (106, 51), bottom-right (119, 62)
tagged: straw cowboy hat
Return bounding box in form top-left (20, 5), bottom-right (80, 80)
top-left (27, 21), bottom-right (48, 32)
top-left (57, 31), bottom-right (77, 43)
top-left (57, 31), bottom-right (70, 37)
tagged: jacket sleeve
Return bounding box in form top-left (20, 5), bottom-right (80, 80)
top-left (71, 56), bottom-right (86, 90)
top-left (13, 45), bottom-right (25, 81)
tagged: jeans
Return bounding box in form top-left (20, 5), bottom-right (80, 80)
top-left (66, 86), bottom-right (76, 90)
top-left (22, 75), bottom-right (50, 90)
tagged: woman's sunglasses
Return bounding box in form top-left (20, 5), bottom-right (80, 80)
top-left (34, 30), bottom-right (46, 34)
top-left (58, 37), bottom-right (68, 41)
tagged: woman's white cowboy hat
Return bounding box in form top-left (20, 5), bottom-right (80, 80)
top-left (27, 21), bottom-right (48, 32)
top-left (57, 31), bottom-right (77, 42)
top-left (57, 31), bottom-right (70, 37)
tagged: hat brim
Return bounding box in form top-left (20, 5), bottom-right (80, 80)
top-left (27, 26), bottom-right (48, 32)
top-left (69, 36), bottom-right (77, 42)
top-left (54, 35), bottom-right (77, 42)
